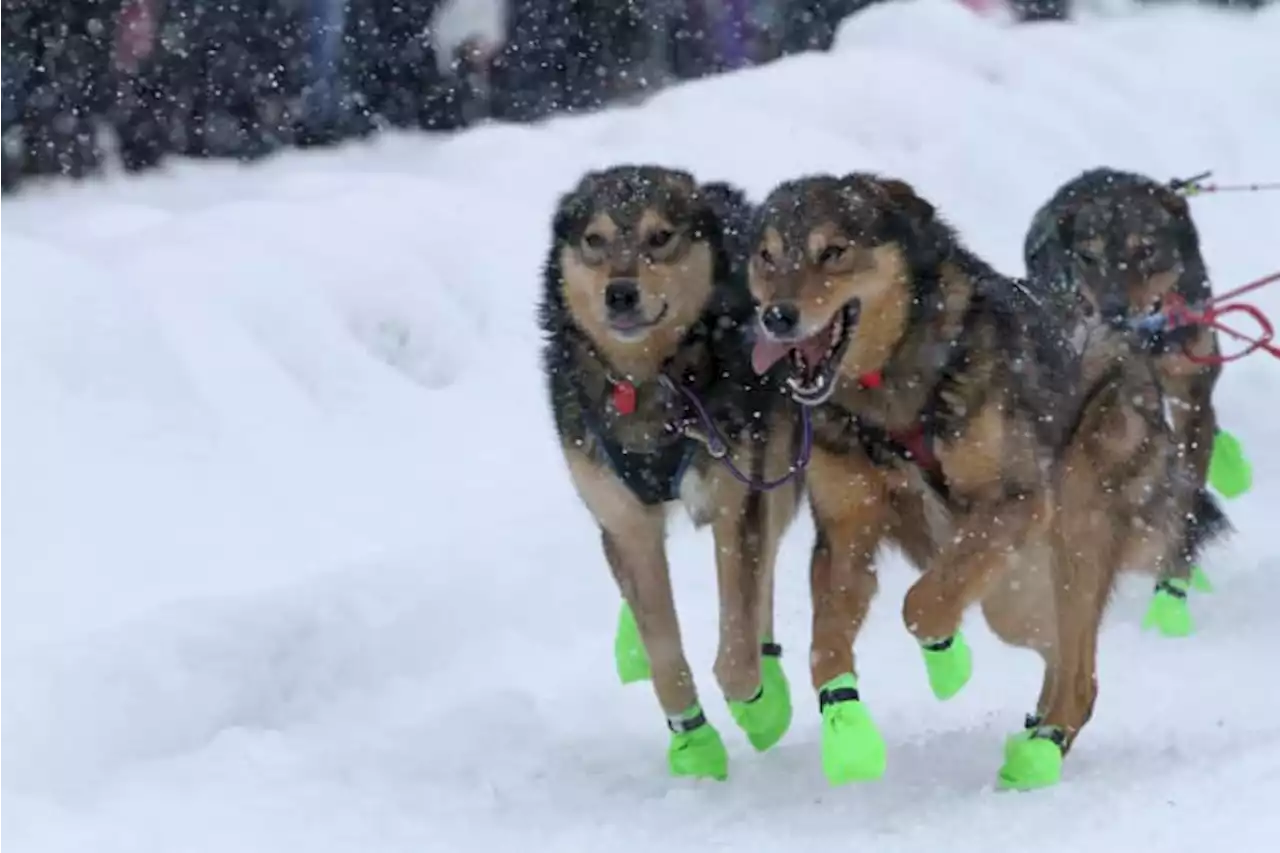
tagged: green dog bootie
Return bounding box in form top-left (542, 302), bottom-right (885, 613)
top-left (998, 726), bottom-right (1065, 791)
top-left (818, 674), bottom-right (887, 786)
top-left (726, 642), bottom-right (793, 752)
top-left (1003, 714), bottom-right (1040, 761)
top-left (667, 706), bottom-right (729, 781)
top-left (1142, 577), bottom-right (1193, 638)
top-left (1208, 428), bottom-right (1252, 499)
top-left (1190, 564), bottom-right (1214, 593)
top-left (921, 633), bottom-right (973, 701)
top-left (614, 601), bottom-right (651, 684)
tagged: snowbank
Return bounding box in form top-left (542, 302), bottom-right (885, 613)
top-left (4, 3), bottom-right (1280, 851)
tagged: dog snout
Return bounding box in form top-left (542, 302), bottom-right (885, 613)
top-left (760, 302), bottom-right (801, 339)
top-left (1098, 292), bottom-right (1131, 321)
top-left (604, 279), bottom-right (641, 316)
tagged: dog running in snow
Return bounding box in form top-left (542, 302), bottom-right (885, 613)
top-left (1024, 167), bottom-right (1235, 637)
top-left (745, 171), bottom-right (1199, 790)
top-left (539, 165), bottom-right (806, 781)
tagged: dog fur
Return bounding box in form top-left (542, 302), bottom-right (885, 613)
top-left (1024, 167), bottom-right (1231, 593)
top-left (539, 164), bottom-right (804, 728)
top-left (745, 171), bottom-right (1197, 766)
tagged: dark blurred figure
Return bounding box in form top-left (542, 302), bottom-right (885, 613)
top-left (110, 0), bottom-right (170, 172)
top-left (162, 0), bottom-right (302, 160)
top-left (345, 0), bottom-right (472, 132)
top-left (0, 2), bottom-right (30, 192)
top-left (3, 0), bottom-right (118, 189)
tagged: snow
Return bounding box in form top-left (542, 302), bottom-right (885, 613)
top-left (5, 2), bottom-right (1280, 850)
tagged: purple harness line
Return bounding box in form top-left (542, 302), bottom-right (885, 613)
top-left (659, 374), bottom-right (812, 491)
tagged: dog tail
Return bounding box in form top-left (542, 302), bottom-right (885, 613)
top-left (1183, 487), bottom-right (1232, 561)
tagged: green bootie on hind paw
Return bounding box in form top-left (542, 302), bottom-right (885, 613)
top-left (1190, 564), bottom-right (1214, 593)
top-left (614, 601), bottom-right (651, 684)
top-left (818, 674), bottom-right (887, 786)
top-left (1143, 578), bottom-right (1193, 638)
top-left (921, 633), bottom-right (973, 701)
top-left (727, 643), bottom-right (793, 752)
top-left (998, 728), bottom-right (1064, 791)
top-left (667, 707), bottom-right (728, 781)
top-left (1208, 429), bottom-right (1252, 499)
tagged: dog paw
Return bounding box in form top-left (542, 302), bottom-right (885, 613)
top-left (668, 719), bottom-right (729, 781)
top-left (819, 675), bottom-right (886, 785)
top-left (1208, 428), bottom-right (1252, 499)
top-left (614, 601), bottom-right (651, 684)
top-left (998, 729), bottom-right (1064, 791)
top-left (921, 632), bottom-right (972, 700)
top-left (1143, 579), bottom-right (1194, 638)
top-left (726, 644), bottom-right (792, 752)
top-left (1190, 564), bottom-right (1214, 593)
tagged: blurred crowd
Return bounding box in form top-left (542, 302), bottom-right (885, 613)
top-left (0, 0), bottom-right (1268, 194)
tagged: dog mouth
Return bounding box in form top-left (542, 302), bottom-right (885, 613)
top-left (608, 302), bottom-right (669, 340)
top-left (751, 300), bottom-right (860, 406)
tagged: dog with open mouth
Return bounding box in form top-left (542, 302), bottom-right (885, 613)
top-left (1025, 167), bottom-right (1236, 638)
top-left (539, 164), bottom-right (806, 781)
top-left (747, 171), bottom-right (1199, 791)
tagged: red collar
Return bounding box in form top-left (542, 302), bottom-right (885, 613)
top-left (611, 379), bottom-right (637, 415)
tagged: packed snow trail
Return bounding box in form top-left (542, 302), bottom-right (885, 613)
top-left (5, 3), bottom-right (1280, 851)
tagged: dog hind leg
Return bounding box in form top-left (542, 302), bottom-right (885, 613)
top-left (712, 416), bottom-right (804, 753)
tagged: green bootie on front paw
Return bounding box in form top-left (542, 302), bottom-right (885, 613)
top-left (818, 674), bottom-right (887, 786)
top-left (1208, 428), bottom-right (1252, 499)
top-left (667, 706), bottom-right (728, 781)
top-left (921, 633), bottom-right (973, 700)
top-left (726, 642), bottom-right (793, 752)
top-left (997, 726), bottom-right (1065, 791)
top-left (614, 601), bottom-right (651, 684)
top-left (1142, 578), bottom-right (1193, 638)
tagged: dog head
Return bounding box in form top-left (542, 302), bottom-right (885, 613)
top-left (551, 165), bottom-right (722, 364)
top-left (747, 173), bottom-right (938, 405)
top-left (1054, 181), bottom-right (1194, 322)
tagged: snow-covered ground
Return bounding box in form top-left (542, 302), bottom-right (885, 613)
top-left (5, 3), bottom-right (1280, 850)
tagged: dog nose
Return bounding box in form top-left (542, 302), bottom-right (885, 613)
top-left (605, 280), bottom-right (640, 314)
top-left (760, 302), bottom-right (801, 338)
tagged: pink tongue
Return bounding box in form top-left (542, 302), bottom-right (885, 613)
top-left (751, 333), bottom-right (831, 376)
top-left (752, 339), bottom-right (792, 375)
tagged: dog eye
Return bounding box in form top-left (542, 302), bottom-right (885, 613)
top-left (819, 245), bottom-right (847, 265)
top-left (583, 233), bottom-right (607, 251)
top-left (647, 229), bottom-right (675, 250)
top-left (758, 248), bottom-right (774, 266)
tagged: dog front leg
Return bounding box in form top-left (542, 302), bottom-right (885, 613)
top-left (902, 492), bottom-right (1048, 701)
top-left (565, 449), bottom-right (727, 780)
top-left (807, 448), bottom-right (891, 785)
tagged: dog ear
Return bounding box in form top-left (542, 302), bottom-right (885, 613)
top-left (1157, 187), bottom-right (1189, 218)
top-left (552, 174), bottom-right (597, 243)
top-left (661, 168), bottom-right (698, 196)
top-left (878, 178), bottom-right (936, 223)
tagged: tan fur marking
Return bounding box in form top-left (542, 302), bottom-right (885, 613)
top-left (935, 402), bottom-right (1007, 500)
top-left (1131, 269), bottom-right (1179, 311)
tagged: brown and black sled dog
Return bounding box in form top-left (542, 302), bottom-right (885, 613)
top-left (746, 172), bottom-right (1197, 790)
top-left (539, 165), bottom-right (805, 781)
top-left (1025, 167), bottom-right (1233, 637)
